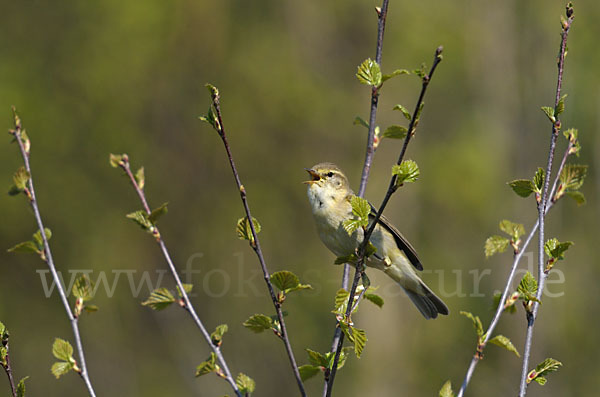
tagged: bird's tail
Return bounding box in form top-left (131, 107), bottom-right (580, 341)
top-left (383, 263), bottom-right (449, 319)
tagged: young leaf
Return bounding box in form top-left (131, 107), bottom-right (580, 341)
top-left (243, 314), bottom-right (273, 333)
top-left (176, 283), bottom-right (193, 297)
top-left (518, 272), bottom-right (539, 303)
top-left (392, 160), bottom-right (420, 185)
top-left (356, 58), bottom-right (382, 87)
top-left (271, 271), bottom-right (300, 291)
top-left (84, 305), bottom-right (99, 313)
top-left (559, 164), bottom-right (587, 191)
top-left (109, 153), bottom-right (125, 168)
top-left (211, 324), bottom-right (228, 347)
top-left (555, 94), bottom-right (567, 116)
top-left (195, 352), bottom-right (218, 377)
top-left (544, 238), bottom-right (573, 260)
top-left (236, 216), bottom-right (261, 244)
top-left (527, 358), bottom-right (562, 385)
top-left (334, 254), bottom-right (357, 265)
top-left (508, 179), bottom-right (535, 197)
top-left (342, 219), bottom-right (362, 235)
top-left (488, 335), bottom-right (520, 357)
top-left (148, 202), bottom-right (168, 224)
top-left (126, 210), bottom-right (153, 231)
top-left (32, 228), bottom-right (52, 249)
top-left (347, 326), bottom-right (366, 358)
top-left (533, 168), bottom-right (545, 193)
top-left (439, 380), bottom-right (455, 397)
top-left (484, 235), bottom-right (510, 258)
top-left (236, 373), bottom-right (255, 394)
top-left (72, 275), bottom-right (94, 302)
top-left (381, 69), bottom-right (409, 83)
top-left (16, 376), bottom-right (28, 397)
top-left (460, 311), bottom-right (483, 337)
top-left (353, 116), bottom-right (369, 129)
top-left (499, 220), bottom-right (525, 242)
top-left (412, 63), bottom-right (427, 80)
top-left (135, 167), bottom-right (145, 190)
top-left (541, 106), bottom-right (556, 123)
top-left (141, 288), bottom-right (175, 310)
top-left (52, 338), bottom-right (74, 362)
top-left (0, 321), bottom-right (7, 341)
top-left (381, 125), bottom-right (408, 140)
top-left (51, 361), bottom-right (73, 379)
top-left (306, 349), bottom-right (328, 367)
top-left (350, 196), bottom-right (370, 223)
top-left (364, 293), bottom-right (384, 308)
top-left (566, 191), bottom-right (585, 205)
top-left (12, 167), bottom-right (30, 192)
top-left (299, 365), bottom-right (321, 382)
top-left (198, 107), bottom-right (220, 132)
top-left (7, 241), bottom-right (39, 254)
top-left (334, 289), bottom-right (350, 310)
top-left (492, 292), bottom-right (517, 314)
top-left (393, 104), bottom-right (412, 121)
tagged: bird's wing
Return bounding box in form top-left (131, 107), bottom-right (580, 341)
top-left (369, 203), bottom-right (423, 271)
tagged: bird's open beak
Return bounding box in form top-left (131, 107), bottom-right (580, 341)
top-left (303, 168), bottom-right (321, 184)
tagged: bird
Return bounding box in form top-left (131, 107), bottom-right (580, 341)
top-left (304, 162), bottom-right (449, 319)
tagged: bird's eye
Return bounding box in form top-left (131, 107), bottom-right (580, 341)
top-left (326, 172), bottom-right (334, 178)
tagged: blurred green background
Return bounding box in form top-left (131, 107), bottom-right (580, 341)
top-left (0, 0), bottom-right (597, 396)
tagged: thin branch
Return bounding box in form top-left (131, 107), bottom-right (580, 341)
top-left (519, 6), bottom-right (574, 396)
top-left (8, 112), bottom-right (96, 397)
top-left (207, 88), bottom-right (306, 397)
top-left (325, 47), bottom-right (443, 397)
top-left (1, 351), bottom-right (17, 397)
top-left (115, 156), bottom-right (242, 397)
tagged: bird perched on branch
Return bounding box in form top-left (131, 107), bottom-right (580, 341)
top-left (305, 162), bottom-right (448, 319)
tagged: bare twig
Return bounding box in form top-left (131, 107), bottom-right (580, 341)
top-left (519, 5), bottom-right (574, 396)
top-left (1, 350), bottom-right (17, 397)
top-left (325, 46), bottom-right (443, 397)
top-left (114, 156), bottom-right (242, 397)
top-left (8, 111), bottom-right (96, 397)
top-left (206, 87), bottom-right (306, 397)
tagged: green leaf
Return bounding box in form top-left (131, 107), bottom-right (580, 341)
top-left (527, 358), bottom-right (562, 385)
top-left (541, 106), bottom-right (556, 123)
top-left (7, 241), bottom-right (39, 254)
top-left (353, 116), bottom-right (369, 129)
top-left (198, 106), bottom-right (220, 131)
top-left (566, 191), bottom-right (585, 205)
top-left (52, 338), bottom-right (74, 362)
top-left (306, 349), bottom-right (328, 367)
top-left (560, 164), bottom-right (587, 191)
top-left (439, 380), bottom-right (455, 397)
top-left (488, 335), bottom-right (520, 357)
top-left (364, 293), bottom-right (384, 308)
top-left (298, 365), bottom-right (321, 382)
top-left (141, 288), bottom-right (175, 310)
top-left (381, 69), bottom-right (409, 83)
top-left (205, 83), bottom-right (219, 97)
top-left (412, 63), bottom-right (427, 80)
top-left (12, 166), bottom-right (30, 191)
top-left (334, 254), bottom-right (357, 265)
top-left (508, 179), bottom-right (535, 197)
top-left (236, 373), bottom-right (255, 394)
top-left (518, 272), bottom-right (539, 303)
top-left (0, 346), bottom-right (6, 366)
top-left (361, 272), bottom-right (370, 289)
top-left (381, 125), bottom-right (408, 140)
top-left (51, 361), bottom-right (73, 379)
top-left (32, 228), bottom-right (52, 249)
top-left (460, 311), bottom-right (483, 337)
top-left (271, 271), bottom-right (299, 291)
top-left (334, 289), bottom-right (350, 311)
top-left (236, 216), bottom-right (261, 244)
top-left (492, 292), bottom-right (517, 314)
top-left (499, 220), bottom-right (525, 242)
top-left (544, 238), bottom-right (573, 260)
top-left (72, 275), bottom-right (94, 302)
top-left (210, 324), bottom-right (228, 346)
top-left (392, 160), bottom-right (420, 184)
top-left (16, 376), bottom-right (28, 397)
top-left (135, 167), bottom-right (145, 190)
top-left (176, 283), bottom-right (193, 297)
top-left (350, 196), bottom-right (370, 222)
top-left (195, 352), bottom-right (218, 377)
top-left (126, 210), bottom-right (153, 231)
top-left (555, 94), bottom-right (567, 116)
top-left (342, 219), bottom-right (362, 235)
top-left (393, 104), bottom-right (412, 121)
top-left (0, 321), bottom-right (7, 341)
top-left (484, 235), bottom-right (509, 258)
top-left (347, 326), bottom-right (366, 358)
top-left (533, 168), bottom-right (545, 193)
top-left (243, 314), bottom-right (273, 333)
top-left (356, 58), bottom-right (382, 87)
top-left (109, 153), bottom-right (125, 168)
top-left (148, 202), bottom-right (168, 224)
top-left (84, 305), bottom-right (99, 313)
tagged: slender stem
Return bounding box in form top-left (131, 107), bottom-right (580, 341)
top-left (9, 118), bottom-right (96, 397)
top-left (2, 350), bottom-right (17, 397)
top-left (117, 157), bottom-right (242, 397)
top-left (327, 4), bottom-right (391, 395)
top-left (208, 92), bottom-right (306, 397)
top-left (519, 7), bottom-right (573, 396)
top-left (325, 47), bottom-right (443, 397)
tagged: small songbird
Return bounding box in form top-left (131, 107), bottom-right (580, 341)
top-left (305, 162), bottom-right (449, 319)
